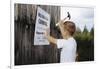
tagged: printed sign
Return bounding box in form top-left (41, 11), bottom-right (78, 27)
top-left (34, 7), bottom-right (50, 45)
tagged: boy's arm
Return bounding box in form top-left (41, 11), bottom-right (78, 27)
top-left (58, 17), bottom-right (67, 37)
top-left (58, 21), bottom-right (65, 35)
top-left (45, 35), bottom-right (57, 44)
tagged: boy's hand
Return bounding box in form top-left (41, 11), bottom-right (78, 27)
top-left (58, 17), bottom-right (68, 27)
top-left (44, 28), bottom-right (50, 38)
top-left (44, 28), bottom-right (57, 44)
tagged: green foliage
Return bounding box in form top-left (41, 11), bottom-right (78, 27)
top-left (74, 26), bottom-right (94, 61)
top-left (74, 26), bottom-right (94, 41)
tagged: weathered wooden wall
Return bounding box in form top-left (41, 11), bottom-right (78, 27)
top-left (14, 4), bottom-right (61, 65)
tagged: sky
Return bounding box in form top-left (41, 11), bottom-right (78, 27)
top-left (61, 6), bottom-right (94, 32)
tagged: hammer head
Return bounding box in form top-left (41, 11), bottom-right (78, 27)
top-left (67, 12), bottom-right (71, 20)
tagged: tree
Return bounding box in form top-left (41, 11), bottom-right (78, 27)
top-left (83, 25), bottom-right (88, 34)
top-left (90, 27), bottom-right (94, 36)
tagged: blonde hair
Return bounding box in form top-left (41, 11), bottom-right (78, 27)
top-left (64, 21), bottom-right (76, 36)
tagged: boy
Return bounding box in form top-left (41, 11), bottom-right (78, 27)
top-left (44, 17), bottom-right (77, 63)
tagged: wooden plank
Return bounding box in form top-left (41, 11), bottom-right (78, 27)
top-left (14, 4), bottom-right (61, 65)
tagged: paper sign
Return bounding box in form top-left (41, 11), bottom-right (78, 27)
top-left (34, 7), bottom-right (50, 45)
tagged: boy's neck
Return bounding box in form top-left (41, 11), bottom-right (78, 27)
top-left (63, 35), bottom-right (72, 39)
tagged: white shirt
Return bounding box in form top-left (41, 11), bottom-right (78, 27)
top-left (57, 37), bottom-right (77, 63)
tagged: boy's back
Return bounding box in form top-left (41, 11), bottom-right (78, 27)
top-left (57, 37), bottom-right (77, 62)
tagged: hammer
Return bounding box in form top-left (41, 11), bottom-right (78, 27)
top-left (56, 12), bottom-right (71, 26)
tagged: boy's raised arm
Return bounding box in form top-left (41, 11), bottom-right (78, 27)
top-left (57, 17), bottom-right (67, 38)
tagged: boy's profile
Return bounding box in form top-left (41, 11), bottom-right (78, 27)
top-left (44, 17), bottom-right (77, 63)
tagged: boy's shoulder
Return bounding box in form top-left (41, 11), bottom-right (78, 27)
top-left (57, 37), bottom-right (77, 48)
top-left (58, 37), bottom-right (75, 41)
top-left (58, 37), bottom-right (75, 44)
top-left (64, 37), bottom-right (77, 45)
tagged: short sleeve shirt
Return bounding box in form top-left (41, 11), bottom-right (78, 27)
top-left (57, 37), bottom-right (77, 63)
